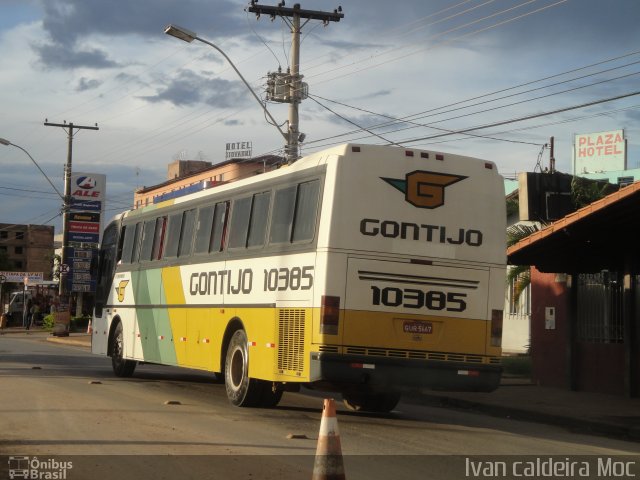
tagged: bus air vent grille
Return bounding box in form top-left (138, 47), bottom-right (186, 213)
top-left (345, 347), bottom-right (490, 364)
top-left (318, 345), bottom-right (339, 353)
top-left (278, 309), bottom-right (306, 374)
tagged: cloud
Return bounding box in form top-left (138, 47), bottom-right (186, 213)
top-left (76, 77), bottom-right (103, 92)
top-left (140, 69), bottom-right (252, 108)
top-left (32, 0), bottom-right (243, 70)
top-left (33, 43), bottom-right (120, 70)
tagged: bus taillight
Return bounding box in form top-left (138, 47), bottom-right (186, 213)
top-left (491, 309), bottom-right (503, 347)
top-left (321, 295), bottom-right (340, 335)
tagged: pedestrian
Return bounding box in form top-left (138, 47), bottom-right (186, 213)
top-left (24, 298), bottom-right (32, 330)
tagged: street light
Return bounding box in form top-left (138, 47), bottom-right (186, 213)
top-left (0, 138), bottom-right (64, 201)
top-left (164, 24), bottom-right (290, 159)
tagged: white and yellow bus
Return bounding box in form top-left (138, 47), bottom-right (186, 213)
top-left (92, 143), bottom-right (506, 412)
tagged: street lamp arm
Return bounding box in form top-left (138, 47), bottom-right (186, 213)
top-left (164, 24), bottom-right (288, 142)
top-left (194, 36), bottom-right (288, 141)
top-left (0, 138), bottom-right (65, 201)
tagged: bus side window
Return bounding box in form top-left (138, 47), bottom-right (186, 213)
top-left (131, 223), bottom-right (142, 263)
top-left (151, 216), bottom-right (167, 260)
top-left (193, 205), bottom-right (215, 255)
top-left (139, 220), bottom-right (157, 262)
top-left (269, 185), bottom-right (296, 244)
top-left (121, 224), bottom-right (137, 264)
top-left (116, 225), bottom-right (126, 263)
top-left (247, 192), bottom-right (271, 248)
top-left (210, 202), bottom-right (229, 253)
top-left (178, 209), bottom-right (196, 257)
top-left (163, 213), bottom-right (183, 259)
top-left (228, 196), bottom-right (252, 249)
top-left (292, 180), bottom-right (320, 243)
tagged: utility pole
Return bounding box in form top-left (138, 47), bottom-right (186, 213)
top-left (44, 120), bottom-right (98, 333)
top-left (247, 1), bottom-right (343, 164)
top-left (549, 136), bottom-right (556, 173)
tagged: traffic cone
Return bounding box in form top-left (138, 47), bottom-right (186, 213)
top-left (312, 398), bottom-right (345, 480)
top-left (86, 319), bottom-right (92, 334)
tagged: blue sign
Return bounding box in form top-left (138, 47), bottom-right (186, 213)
top-left (71, 199), bottom-right (102, 212)
top-left (65, 247), bottom-right (98, 293)
top-left (68, 232), bottom-right (100, 244)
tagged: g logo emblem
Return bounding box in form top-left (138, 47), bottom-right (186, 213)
top-left (382, 170), bottom-right (467, 209)
top-left (115, 280), bottom-right (129, 302)
top-left (405, 171), bottom-right (466, 208)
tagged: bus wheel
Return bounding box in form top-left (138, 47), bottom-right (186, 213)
top-left (258, 382), bottom-right (283, 408)
top-left (342, 392), bottom-right (400, 413)
top-left (224, 329), bottom-right (263, 407)
top-left (111, 322), bottom-right (136, 377)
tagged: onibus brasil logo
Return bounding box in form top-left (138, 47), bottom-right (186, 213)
top-left (7, 456), bottom-right (73, 479)
top-left (382, 170), bottom-right (467, 209)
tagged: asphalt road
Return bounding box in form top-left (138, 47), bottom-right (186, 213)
top-left (1, 332), bottom-right (639, 480)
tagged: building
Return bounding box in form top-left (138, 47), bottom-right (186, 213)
top-left (134, 155), bottom-right (284, 209)
top-left (508, 181), bottom-right (640, 397)
top-left (0, 223), bottom-right (55, 279)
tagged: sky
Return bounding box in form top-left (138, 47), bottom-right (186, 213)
top-left (0, 0), bottom-right (639, 235)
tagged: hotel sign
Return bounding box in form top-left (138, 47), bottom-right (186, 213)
top-left (225, 141), bottom-right (253, 160)
top-left (573, 130), bottom-right (626, 174)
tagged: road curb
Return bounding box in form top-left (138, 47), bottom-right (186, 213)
top-left (46, 335), bottom-right (91, 348)
top-left (420, 394), bottom-right (640, 442)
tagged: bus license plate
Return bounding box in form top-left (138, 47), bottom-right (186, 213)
top-left (403, 321), bottom-right (433, 334)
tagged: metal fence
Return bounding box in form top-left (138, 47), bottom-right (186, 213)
top-left (576, 271), bottom-right (624, 344)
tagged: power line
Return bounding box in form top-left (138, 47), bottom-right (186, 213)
top-left (398, 90), bottom-right (640, 145)
top-left (309, 93), bottom-right (543, 147)
top-left (307, 96), bottom-right (399, 146)
top-left (306, 54), bottom-right (640, 145)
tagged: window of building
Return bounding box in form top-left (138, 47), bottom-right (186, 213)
top-left (0, 231), bottom-right (7, 239)
top-left (15, 231), bottom-right (24, 240)
top-left (15, 261), bottom-right (23, 269)
top-left (0, 246), bottom-right (7, 253)
top-left (15, 246), bottom-right (23, 255)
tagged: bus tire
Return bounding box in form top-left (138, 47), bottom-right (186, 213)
top-left (224, 329), bottom-right (263, 407)
top-left (111, 322), bottom-right (136, 378)
top-left (342, 392), bottom-right (400, 413)
top-left (258, 381), bottom-right (283, 408)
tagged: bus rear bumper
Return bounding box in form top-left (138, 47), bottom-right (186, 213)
top-left (309, 352), bottom-right (502, 393)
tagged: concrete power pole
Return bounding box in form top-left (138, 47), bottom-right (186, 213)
top-left (247, 1), bottom-right (343, 164)
top-left (44, 120), bottom-right (99, 332)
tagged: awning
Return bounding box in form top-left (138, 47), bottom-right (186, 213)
top-left (507, 181), bottom-right (640, 273)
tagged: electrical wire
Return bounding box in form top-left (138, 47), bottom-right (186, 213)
top-left (307, 96), bottom-right (399, 146)
top-left (398, 90), bottom-right (640, 145)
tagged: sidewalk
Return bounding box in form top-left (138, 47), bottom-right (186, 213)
top-left (414, 377), bottom-right (640, 441)
top-left (3, 325), bottom-right (640, 441)
top-left (0, 326), bottom-right (91, 348)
